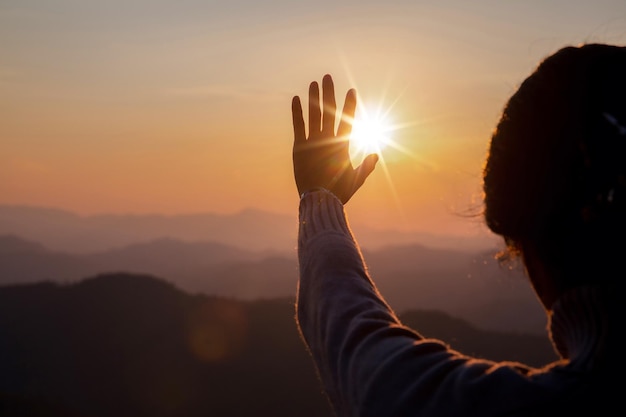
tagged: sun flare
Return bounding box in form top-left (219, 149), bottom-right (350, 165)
top-left (350, 105), bottom-right (393, 157)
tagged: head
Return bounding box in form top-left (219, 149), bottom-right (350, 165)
top-left (483, 44), bottom-right (626, 309)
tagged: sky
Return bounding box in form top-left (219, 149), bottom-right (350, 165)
top-left (2, 0), bottom-right (626, 238)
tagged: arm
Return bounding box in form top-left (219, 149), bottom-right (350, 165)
top-left (292, 76), bottom-right (561, 417)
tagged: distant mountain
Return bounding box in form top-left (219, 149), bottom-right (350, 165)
top-left (0, 235), bottom-right (545, 334)
top-left (0, 273), bottom-right (557, 417)
top-left (0, 234), bottom-right (295, 296)
top-left (364, 244), bottom-right (548, 334)
top-left (0, 205), bottom-right (498, 254)
top-left (399, 310), bottom-right (556, 366)
top-left (0, 235), bottom-right (95, 284)
top-left (0, 205), bottom-right (297, 254)
top-left (0, 234), bottom-right (47, 253)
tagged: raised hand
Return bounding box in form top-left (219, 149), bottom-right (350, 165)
top-left (292, 74), bottom-right (379, 204)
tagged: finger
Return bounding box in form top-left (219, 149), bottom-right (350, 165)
top-left (322, 74), bottom-right (336, 136)
top-left (308, 81), bottom-right (321, 139)
top-left (337, 88), bottom-right (356, 139)
top-left (292, 96), bottom-right (305, 144)
top-left (354, 153), bottom-right (379, 188)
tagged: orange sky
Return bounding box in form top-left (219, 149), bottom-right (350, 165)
top-left (2, 1), bottom-right (626, 237)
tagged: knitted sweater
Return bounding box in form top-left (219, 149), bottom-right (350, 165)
top-left (296, 189), bottom-right (620, 417)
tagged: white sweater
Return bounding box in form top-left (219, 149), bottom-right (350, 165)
top-left (296, 189), bottom-right (619, 417)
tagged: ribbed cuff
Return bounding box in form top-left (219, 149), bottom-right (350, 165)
top-left (300, 187), bottom-right (334, 200)
top-left (298, 189), bottom-right (351, 242)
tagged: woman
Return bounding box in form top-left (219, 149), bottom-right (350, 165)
top-left (292, 44), bottom-right (624, 416)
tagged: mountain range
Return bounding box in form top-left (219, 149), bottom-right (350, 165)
top-left (0, 233), bottom-right (546, 334)
top-left (0, 204), bottom-right (546, 334)
top-left (0, 273), bottom-right (557, 417)
top-left (0, 205), bottom-right (558, 415)
top-left (0, 205), bottom-right (498, 254)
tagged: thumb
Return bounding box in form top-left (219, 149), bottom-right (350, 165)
top-left (342, 154), bottom-right (379, 204)
top-left (359, 153), bottom-right (379, 177)
top-left (354, 153), bottom-right (379, 188)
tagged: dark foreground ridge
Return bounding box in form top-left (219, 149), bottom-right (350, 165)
top-left (0, 273), bottom-right (556, 417)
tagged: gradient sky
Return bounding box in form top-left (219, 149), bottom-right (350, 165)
top-left (2, 0), bottom-right (626, 237)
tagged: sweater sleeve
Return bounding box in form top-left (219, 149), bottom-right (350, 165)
top-left (295, 190), bottom-right (568, 417)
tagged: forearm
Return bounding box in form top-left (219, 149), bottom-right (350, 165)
top-left (297, 189), bottom-right (398, 341)
top-left (296, 189), bottom-right (428, 414)
top-left (295, 190), bottom-right (553, 417)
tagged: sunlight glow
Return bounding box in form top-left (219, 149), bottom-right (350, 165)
top-left (350, 105), bottom-right (393, 157)
top-left (338, 56), bottom-right (440, 227)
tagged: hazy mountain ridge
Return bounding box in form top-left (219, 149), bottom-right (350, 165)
top-left (0, 234), bottom-right (296, 296)
top-left (363, 244), bottom-right (546, 334)
top-left (0, 234), bottom-right (545, 334)
top-left (0, 273), bottom-right (557, 417)
top-left (0, 204), bottom-right (498, 254)
top-left (0, 205), bottom-right (298, 254)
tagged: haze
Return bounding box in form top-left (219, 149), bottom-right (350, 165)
top-left (2, 0), bottom-right (625, 239)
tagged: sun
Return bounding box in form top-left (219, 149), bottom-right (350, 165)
top-left (349, 104), bottom-right (393, 158)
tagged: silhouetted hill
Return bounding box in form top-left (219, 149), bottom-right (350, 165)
top-left (0, 235), bottom-right (546, 334)
top-left (0, 274), bottom-right (329, 417)
top-left (0, 274), bottom-right (557, 417)
top-left (0, 235), bottom-right (95, 284)
top-left (92, 237), bottom-right (266, 279)
top-left (364, 244), bottom-right (547, 334)
top-left (399, 310), bottom-right (556, 366)
top-left (0, 234), bottom-right (48, 253)
top-left (0, 234), bottom-right (264, 285)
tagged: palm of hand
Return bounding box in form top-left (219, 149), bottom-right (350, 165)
top-left (292, 74), bottom-right (378, 204)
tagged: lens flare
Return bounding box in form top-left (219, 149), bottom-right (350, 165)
top-left (350, 105), bottom-right (392, 156)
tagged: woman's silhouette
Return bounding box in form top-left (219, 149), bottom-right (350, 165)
top-left (291, 44), bottom-right (624, 416)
